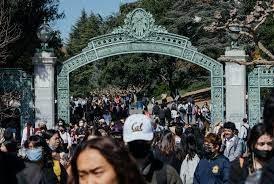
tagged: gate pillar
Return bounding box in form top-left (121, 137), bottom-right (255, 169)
top-left (33, 51), bottom-right (56, 129)
top-left (224, 48), bottom-right (248, 131)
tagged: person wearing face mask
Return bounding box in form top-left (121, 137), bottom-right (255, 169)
top-left (43, 129), bottom-right (68, 184)
top-left (260, 91), bottom-right (274, 184)
top-left (123, 114), bottom-right (182, 184)
top-left (16, 135), bottom-right (59, 184)
top-left (230, 123), bottom-right (273, 184)
top-left (220, 121), bottom-right (244, 162)
top-left (194, 133), bottom-right (230, 184)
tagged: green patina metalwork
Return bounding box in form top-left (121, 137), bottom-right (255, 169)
top-left (0, 68), bottom-right (34, 130)
top-left (248, 66), bottom-right (274, 126)
top-left (57, 8), bottom-right (224, 124)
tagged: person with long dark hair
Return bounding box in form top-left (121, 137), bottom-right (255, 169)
top-left (229, 123), bottom-right (273, 183)
top-left (180, 134), bottom-right (200, 184)
top-left (68, 137), bottom-right (146, 184)
top-left (260, 90), bottom-right (274, 184)
top-left (16, 135), bottom-right (59, 184)
top-left (154, 130), bottom-right (182, 173)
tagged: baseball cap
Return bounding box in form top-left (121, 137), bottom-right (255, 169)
top-left (123, 114), bottom-right (153, 143)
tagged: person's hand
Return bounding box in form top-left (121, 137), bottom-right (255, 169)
top-left (221, 131), bottom-right (225, 143)
top-left (52, 152), bottom-right (61, 160)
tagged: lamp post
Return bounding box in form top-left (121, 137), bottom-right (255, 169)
top-left (228, 23), bottom-right (241, 49)
top-left (33, 18), bottom-right (56, 129)
top-left (37, 18), bottom-right (53, 51)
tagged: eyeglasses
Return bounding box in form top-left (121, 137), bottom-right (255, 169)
top-left (256, 142), bottom-right (273, 147)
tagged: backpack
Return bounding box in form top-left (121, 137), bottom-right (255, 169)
top-left (179, 105), bottom-right (186, 113)
top-left (187, 104), bottom-right (192, 114)
top-left (242, 124), bottom-right (250, 141)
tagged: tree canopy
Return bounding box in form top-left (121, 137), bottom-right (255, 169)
top-left (0, 0), bottom-right (64, 71)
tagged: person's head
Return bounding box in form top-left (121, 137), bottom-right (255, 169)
top-left (184, 127), bottom-right (194, 136)
top-left (203, 133), bottom-right (222, 159)
top-left (223, 121), bottom-right (236, 139)
top-left (243, 118), bottom-right (248, 124)
top-left (42, 129), bottom-right (60, 151)
top-left (79, 120), bottom-right (85, 127)
top-left (123, 114), bottom-right (153, 159)
top-left (3, 129), bottom-right (13, 141)
top-left (185, 133), bottom-right (197, 160)
top-left (58, 125), bottom-right (65, 133)
top-left (247, 123), bottom-right (273, 161)
top-left (158, 131), bottom-right (175, 155)
top-left (69, 137), bottom-right (145, 184)
top-left (24, 135), bottom-right (52, 164)
top-left (263, 90), bottom-right (274, 135)
top-left (26, 121), bottom-right (32, 127)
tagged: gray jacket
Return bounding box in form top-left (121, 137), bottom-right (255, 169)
top-left (221, 136), bottom-right (244, 162)
top-left (139, 153), bottom-right (182, 184)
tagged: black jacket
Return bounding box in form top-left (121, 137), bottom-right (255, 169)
top-left (0, 152), bottom-right (25, 184)
top-left (138, 153), bottom-right (182, 184)
top-left (16, 160), bottom-right (67, 184)
top-left (260, 157), bottom-right (274, 184)
top-left (229, 157), bottom-right (249, 184)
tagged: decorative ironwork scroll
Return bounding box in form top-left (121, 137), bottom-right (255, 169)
top-left (0, 69), bottom-right (34, 131)
top-left (248, 66), bottom-right (274, 126)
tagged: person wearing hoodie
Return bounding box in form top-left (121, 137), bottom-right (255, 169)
top-left (123, 114), bottom-right (182, 184)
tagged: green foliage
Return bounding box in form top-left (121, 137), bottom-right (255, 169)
top-left (66, 0), bottom-right (274, 98)
top-left (257, 16), bottom-right (274, 58)
top-left (66, 10), bottom-right (103, 57)
top-left (1, 0), bottom-right (64, 72)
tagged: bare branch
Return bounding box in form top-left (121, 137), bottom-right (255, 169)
top-left (218, 56), bottom-right (274, 66)
top-left (205, 0), bottom-right (274, 63)
top-left (258, 41), bottom-right (274, 60)
top-left (0, 0), bottom-right (21, 63)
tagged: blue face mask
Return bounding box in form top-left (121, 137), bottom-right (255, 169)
top-left (26, 147), bottom-right (43, 162)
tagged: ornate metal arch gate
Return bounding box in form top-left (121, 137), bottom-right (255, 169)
top-left (57, 8), bottom-right (224, 124)
top-left (0, 68), bottom-right (33, 130)
top-left (248, 66), bottom-right (274, 126)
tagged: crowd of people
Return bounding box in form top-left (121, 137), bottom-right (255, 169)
top-left (0, 91), bottom-right (274, 184)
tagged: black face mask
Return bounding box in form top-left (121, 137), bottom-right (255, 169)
top-left (203, 145), bottom-right (215, 159)
top-left (128, 141), bottom-right (151, 159)
top-left (253, 149), bottom-right (273, 161)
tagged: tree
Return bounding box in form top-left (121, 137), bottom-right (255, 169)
top-left (66, 10), bottom-right (105, 97)
top-left (0, 0), bottom-right (21, 63)
top-left (67, 10), bottom-right (103, 57)
top-left (205, 0), bottom-right (274, 65)
top-left (0, 0), bottom-right (64, 71)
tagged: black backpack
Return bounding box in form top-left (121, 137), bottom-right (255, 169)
top-left (242, 124), bottom-right (250, 141)
top-left (179, 106), bottom-right (186, 113)
top-left (187, 104), bottom-right (192, 114)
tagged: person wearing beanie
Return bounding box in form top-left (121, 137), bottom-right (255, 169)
top-left (123, 114), bottom-right (182, 184)
top-left (220, 121), bottom-right (244, 162)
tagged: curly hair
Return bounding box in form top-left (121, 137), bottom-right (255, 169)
top-left (204, 133), bottom-right (222, 148)
top-left (68, 137), bottom-right (146, 184)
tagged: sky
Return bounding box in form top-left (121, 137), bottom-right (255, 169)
top-left (54, 0), bottom-right (137, 43)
